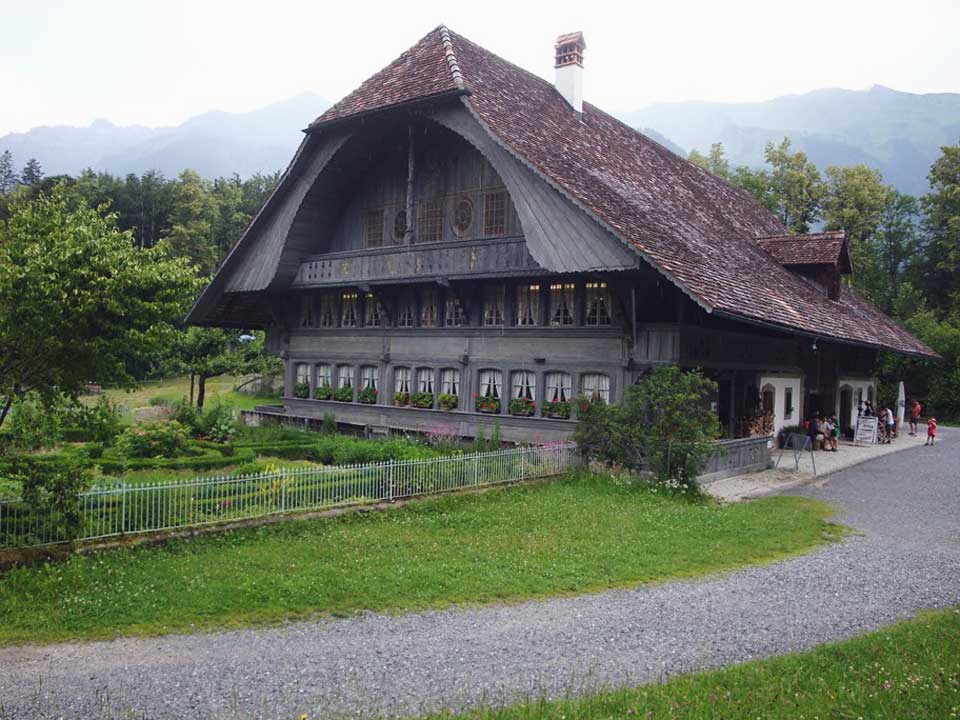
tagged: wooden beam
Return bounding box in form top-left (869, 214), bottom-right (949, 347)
top-left (405, 124), bottom-right (415, 246)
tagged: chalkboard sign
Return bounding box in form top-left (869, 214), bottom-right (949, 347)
top-left (855, 416), bottom-right (879, 445)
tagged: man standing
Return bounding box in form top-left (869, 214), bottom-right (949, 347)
top-left (910, 400), bottom-right (922, 436)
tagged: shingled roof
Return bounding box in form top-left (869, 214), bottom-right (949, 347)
top-left (305, 26), bottom-right (935, 359)
top-left (757, 231), bottom-right (852, 272)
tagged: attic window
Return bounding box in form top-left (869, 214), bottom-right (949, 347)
top-left (340, 292), bottom-right (359, 327)
top-left (452, 196), bottom-right (474, 237)
top-left (393, 210), bottom-right (407, 242)
top-left (483, 191), bottom-right (507, 236)
top-left (364, 209), bottom-right (384, 248)
top-left (417, 199), bottom-right (443, 244)
top-left (585, 282), bottom-right (611, 326)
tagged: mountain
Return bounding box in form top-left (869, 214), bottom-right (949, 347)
top-left (0, 92), bottom-right (331, 179)
top-left (619, 86), bottom-right (960, 195)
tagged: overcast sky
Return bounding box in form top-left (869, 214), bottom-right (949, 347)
top-left (2, 0), bottom-right (958, 136)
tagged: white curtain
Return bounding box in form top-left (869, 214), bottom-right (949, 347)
top-left (361, 366), bottom-right (378, 390)
top-left (394, 367), bottom-right (411, 394)
top-left (417, 368), bottom-right (434, 393)
top-left (441, 368), bottom-right (460, 395)
top-left (581, 373), bottom-right (610, 402)
top-left (512, 370), bottom-right (536, 401)
top-left (315, 363), bottom-right (332, 388)
top-left (483, 286), bottom-right (504, 326)
top-left (295, 363), bottom-right (310, 384)
top-left (337, 365), bottom-right (352, 388)
top-left (479, 369), bottom-right (502, 398)
top-left (516, 285), bottom-right (540, 326)
top-left (545, 372), bottom-right (572, 402)
top-left (550, 284), bottom-right (575, 326)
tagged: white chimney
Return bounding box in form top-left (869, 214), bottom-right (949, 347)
top-left (554, 32), bottom-right (586, 114)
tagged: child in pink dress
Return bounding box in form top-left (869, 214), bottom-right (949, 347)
top-left (926, 417), bottom-right (937, 446)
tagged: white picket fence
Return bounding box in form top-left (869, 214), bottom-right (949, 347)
top-left (0, 442), bottom-right (579, 549)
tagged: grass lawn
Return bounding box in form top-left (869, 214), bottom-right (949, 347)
top-left (423, 606), bottom-right (960, 720)
top-left (0, 473), bottom-right (844, 645)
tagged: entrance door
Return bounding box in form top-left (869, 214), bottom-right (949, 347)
top-left (839, 387), bottom-right (852, 436)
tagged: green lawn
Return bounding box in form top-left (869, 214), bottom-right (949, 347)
top-left (422, 607), bottom-right (960, 720)
top-left (0, 473), bottom-right (844, 645)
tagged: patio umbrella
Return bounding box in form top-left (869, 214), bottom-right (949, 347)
top-left (897, 381), bottom-right (906, 426)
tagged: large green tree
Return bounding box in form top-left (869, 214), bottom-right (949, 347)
top-left (764, 138), bottom-right (825, 233)
top-left (164, 169), bottom-right (220, 275)
top-left (19, 158), bottom-right (43, 187)
top-left (0, 151), bottom-right (16, 194)
top-left (0, 188), bottom-right (198, 427)
top-left (918, 141), bottom-right (960, 312)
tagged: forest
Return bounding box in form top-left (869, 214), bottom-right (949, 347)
top-left (0, 134), bottom-right (958, 424)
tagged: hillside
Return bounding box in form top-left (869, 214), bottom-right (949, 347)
top-left (0, 93), bottom-right (330, 179)
top-left (619, 85), bottom-right (960, 195)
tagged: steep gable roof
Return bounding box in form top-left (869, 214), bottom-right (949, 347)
top-left (293, 26), bottom-right (936, 358)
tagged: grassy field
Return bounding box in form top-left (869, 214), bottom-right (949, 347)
top-left (0, 473), bottom-right (844, 645)
top-left (423, 607), bottom-right (960, 720)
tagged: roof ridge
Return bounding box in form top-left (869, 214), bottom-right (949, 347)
top-left (757, 231), bottom-right (846, 242)
top-left (437, 25), bottom-right (465, 89)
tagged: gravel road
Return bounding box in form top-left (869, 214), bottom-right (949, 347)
top-left (2, 429), bottom-right (958, 719)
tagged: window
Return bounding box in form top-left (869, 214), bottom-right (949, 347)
top-left (364, 293), bottom-right (384, 327)
top-left (394, 366), bottom-right (411, 394)
top-left (452, 195), bottom-right (474, 236)
top-left (361, 365), bottom-right (379, 390)
top-left (483, 285), bottom-right (504, 326)
top-left (512, 370), bottom-right (536, 401)
top-left (516, 284), bottom-right (541, 326)
top-left (337, 365), bottom-right (353, 389)
top-left (444, 294), bottom-right (465, 327)
top-left (318, 294), bottom-right (335, 328)
top-left (417, 367), bottom-right (434, 394)
top-left (761, 386), bottom-right (775, 415)
top-left (315, 363), bottom-right (332, 388)
top-left (545, 372), bottom-right (572, 403)
top-left (340, 292), bottom-right (359, 327)
top-left (784, 387), bottom-right (794, 420)
top-left (440, 368), bottom-right (460, 396)
top-left (299, 294), bottom-right (315, 328)
top-left (396, 294), bottom-right (416, 327)
top-left (581, 373), bottom-right (610, 403)
top-left (483, 190), bottom-right (507, 236)
top-left (295, 363), bottom-right (310, 385)
top-left (478, 369), bottom-right (502, 399)
top-left (420, 289), bottom-right (438, 327)
top-left (585, 282), bottom-right (611, 326)
top-left (550, 283), bottom-right (575, 326)
top-left (417, 199), bottom-right (443, 243)
top-left (363, 208), bottom-right (384, 248)
top-left (393, 210), bottom-right (407, 243)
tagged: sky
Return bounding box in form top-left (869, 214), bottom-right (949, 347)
top-left (2, 0), bottom-right (959, 136)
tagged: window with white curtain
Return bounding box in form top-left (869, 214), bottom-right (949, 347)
top-left (416, 367), bottom-right (434, 394)
top-left (585, 282), bottom-right (611, 326)
top-left (396, 295), bottom-right (416, 327)
top-left (364, 293), bottom-right (383, 327)
top-left (478, 369), bottom-right (502, 398)
top-left (545, 372), bottom-right (572, 403)
top-left (299, 294), bottom-right (315, 328)
top-left (550, 283), bottom-right (575, 326)
top-left (581, 373), bottom-right (610, 403)
top-left (295, 363), bottom-right (310, 384)
top-left (318, 294), bottom-right (335, 327)
top-left (394, 367), bottom-right (411, 394)
top-left (511, 370), bottom-right (536, 401)
top-left (445, 294), bottom-right (464, 327)
top-left (360, 365), bottom-right (378, 390)
top-left (482, 285), bottom-right (504, 326)
top-left (420, 289), bottom-right (438, 327)
top-left (440, 368), bottom-right (460, 396)
top-left (515, 284), bottom-right (540, 326)
top-left (340, 292), bottom-right (359, 327)
top-left (337, 364), bottom-right (353, 389)
top-left (315, 363), bottom-right (332, 388)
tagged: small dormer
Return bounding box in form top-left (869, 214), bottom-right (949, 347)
top-left (756, 231), bottom-right (852, 301)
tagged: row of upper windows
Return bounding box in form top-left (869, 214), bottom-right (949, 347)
top-left (294, 363), bottom-right (610, 404)
top-left (362, 190), bottom-right (512, 248)
top-left (299, 282), bottom-right (615, 329)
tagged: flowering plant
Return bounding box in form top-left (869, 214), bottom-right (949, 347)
top-left (334, 386), bottom-right (354, 402)
top-left (474, 393), bottom-right (501, 413)
top-left (437, 393), bottom-right (459, 411)
top-left (394, 391), bottom-right (411, 406)
top-left (508, 397), bottom-right (536, 416)
top-left (313, 385), bottom-right (333, 400)
top-left (544, 399), bottom-right (571, 419)
top-left (358, 386), bottom-right (378, 404)
top-left (411, 392), bottom-right (434, 409)
top-left (293, 381), bottom-right (310, 399)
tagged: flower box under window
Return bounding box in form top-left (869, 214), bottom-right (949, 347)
top-left (544, 400), bottom-right (571, 419)
top-left (334, 386), bottom-right (354, 402)
top-left (509, 398), bottom-right (536, 416)
top-left (358, 387), bottom-right (378, 404)
top-left (437, 393), bottom-right (459, 412)
top-left (313, 385), bottom-right (333, 400)
top-left (475, 395), bottom-right (501, 413)
top-left (411, 392), bottom-right (434, 409)
top-left (293, 382), bottom-right (310, 399)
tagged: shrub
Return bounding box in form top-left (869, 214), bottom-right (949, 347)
top-left (8, 393), bottom-right (62, 450)
top-left (148, 396), bottom-right (170, 407)
top-left (86, 443), bottom-right (105, 459)
top-left (63, 396), bottom-right (123, 445)
top-left (474, 394), bottom-right (501, 413)
top-left (437, 393), bottom-right (459, 411)
top-left (313, 385), bottom-right (333, 400)
top-left (171, 398), bottom-right (200, 433)
top-left (358, 386), bottom-right (378, 404)
top-left (5, 456), bottom-right (92, 541)
top-left (508, 397), bottom-right (536, 416)
top-left (425, 424), bottom-right (460, 451)
top-left (293, 382), bottom-right (310, 399)
top-left (116, 421), bottom-right (191, 458)
top-left (320, 412), bottom-right (337, 435)
top-left (394, 391), bottom-right (410, 406)
top-left (334, 386), bottom-right (354, 402)
top-left (411, 392), bottom-right (434, 409)
top-left (196, 402), bottom-right (237, 443)
top-left (544, 400), bottom-right (571, 419)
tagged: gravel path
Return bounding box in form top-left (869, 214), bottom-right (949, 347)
top-left (2, 430), bottom-right (958, 720)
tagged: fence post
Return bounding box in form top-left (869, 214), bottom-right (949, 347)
top-left (280, 470), bottom-right (287, 514)
top-left (120, 483), bottom-right (127, 535)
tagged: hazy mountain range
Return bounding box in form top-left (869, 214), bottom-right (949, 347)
top-left (2, 86), bottom-right (958, 195)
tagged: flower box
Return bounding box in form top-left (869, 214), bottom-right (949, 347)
top-left (334, 386), bottom-right (354, 402)
top-left (358, 387), bottom-right (378, 404)
top-left (509, 398), bottom-right (536, 416)
top-left (544, 400), bottom-right (571, 419)
top-left (313, 385), bottom-right (333, 400)
top-left (411, 392), bottom-right (434, 409)
top-left (474, 395), bottom-right (501, 413)
top-left (437, 393), bottom-right (459, 411)
top-left (293, 382), bottom-right (310, 399)
top-left (394, 392), bottom-right (411, 406)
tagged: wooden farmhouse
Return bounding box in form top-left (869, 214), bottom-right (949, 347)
top-left (188, 26), bottom-right (937, 444)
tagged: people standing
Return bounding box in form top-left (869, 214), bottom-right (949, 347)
top-left (926, 417), bottom-right (937, 446)
top-left (910, 400), bottom-right (922, 435)
top-left (884, 406), bottom-right (896, 442)
top-left (829, 415), bottom-right (839, 451)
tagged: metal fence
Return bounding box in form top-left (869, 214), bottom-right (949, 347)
top-left (0, 442), bottom-right (579, 549)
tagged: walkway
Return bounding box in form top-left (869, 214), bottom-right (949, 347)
top-left (2, 430), bottom-right (958, 719)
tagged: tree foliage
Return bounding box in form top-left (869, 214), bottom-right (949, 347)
top-left (0, 187), bottom-right (199, 426)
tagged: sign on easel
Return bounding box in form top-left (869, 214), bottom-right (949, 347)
top-left (854, 416), bottom-right (879, 445)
